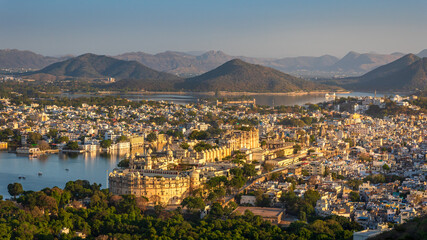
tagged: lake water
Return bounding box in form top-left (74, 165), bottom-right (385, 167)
top-left (251, 92), bottom-right (385, 106)
top-left (0, 151), bottom-right (123, 198)
top-left (61, 92), bottom-right (385, 107)
top-left (0, 91), bottom-right (386, 197)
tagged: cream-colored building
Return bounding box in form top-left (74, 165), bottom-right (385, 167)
top-left (109, 148), bottom-right (202, 205)
top-left (109, 168), bottom-right (201, 205)
top-left (222, 129), bottom-right (260, 151)
top-left (303, 161), bottom-right (325, 176)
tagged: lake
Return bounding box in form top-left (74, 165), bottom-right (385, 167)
top-left (61, 92), bottom-right (385, 107)
top-left (0, 151), bottom-right (122, 198)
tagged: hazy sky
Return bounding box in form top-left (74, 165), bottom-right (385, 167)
top-left (1, 0), bottom-right (426, 58)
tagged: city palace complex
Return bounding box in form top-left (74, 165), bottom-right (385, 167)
top-left (0, 93), bottom-right (426, 238)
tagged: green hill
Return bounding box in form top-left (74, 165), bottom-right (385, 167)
top-left (369, 216), bottom-right (427, 240)
top-left (176, 59), bottom-right (342, 92)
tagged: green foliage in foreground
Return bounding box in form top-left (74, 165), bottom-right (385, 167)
top-left (370, 215), bottom-right (427, 240)
top-left (0, 180), bottom-right (362, 239)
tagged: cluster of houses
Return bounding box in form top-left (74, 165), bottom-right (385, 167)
top-left (0, 95), bottom-right (426, 235)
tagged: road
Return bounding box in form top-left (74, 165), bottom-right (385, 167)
top-left (222, 163), bottom-right (300, 206)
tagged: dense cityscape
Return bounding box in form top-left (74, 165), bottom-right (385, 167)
top-left (0, 91), bottom-right (426, 239)
top-left (2, 1), bottom-right (427, 239)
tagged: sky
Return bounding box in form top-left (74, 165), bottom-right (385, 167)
top-left (1, 0), bottom-right (426, 58)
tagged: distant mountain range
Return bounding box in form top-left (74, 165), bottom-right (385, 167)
top-left (115, 50), bottom-right (235, 76)
top-left (176, 59), bottom-right (341, 92)
top-left (0, 49), bottom-right (69, 69)
top-left (3, 48), bottom-right (426, 77)
top-left (320, 54), bottom-right (427, 91)
top-left (6, 49), bottom-right (427, 93)
top-left (114, 50), bottom-right (407, 77)
top-left (25, 53), bottom-right (340, 92)
top-left (327, 51), bottom-right (404, 73)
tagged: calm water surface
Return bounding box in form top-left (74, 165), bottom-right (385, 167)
top-left (0, 151), bottom-right (123, 198)
top-left (61, 92), bottom-right (385, 106)
top-left (250, 92), bottom-right (385, 106)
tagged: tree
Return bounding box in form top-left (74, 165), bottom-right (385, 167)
top-left (146, 133), bottom-right (157, 142)
top-left (37, 140), bottom-right (50, 151)
top-left (256, 193), bottom-right (271, 207)
top-left (118, 159), bottom-right (130, 168)
top-left (347, 179), bottom-right (363, 190)
top-left (0, 128), bottom-right (13, 141)
top-left (65, 141), bottom-right (79, 150)
top-left (382, 164), bottom-right (390, 172)
top-left (209, 202), bottom-right (224, 218)
top-left (181, 196), bottom-right (205, 212)
top-left (180, 142), bottom-right (189, 149)
top-left (188, 111), bottom-right (197, 117)
top-left (242, 164), bottom-right (257, 177)
top-left (349, 191), bottom-right (360, 202)
top-left (302, 169), bottom-right (310, 176)
top-left (27, 132), bottom-right (42, 145)
top-left (116, 135), bottom-right (128, 143)
top-left (47, 128), bottom-right (58, 139)
top-left (166, 129), bottom-right (184, 139)
top-left (189, 130), bottom-right (209, 140)
top-left (154, 204), bottom-right (165, 216)
top-left (299, 211), bottom-right (307, 222)
top-left (57, 136), bottom-right (69, 143)
top-left (344, 138), bottom-right (355, 147)
top-left (8, 183), bottom-right (23, 199)
top-left (293, 144), bottom-right (301, 154)
top-left (193, 142), bottom-right (215, 152)
top-left (304, 190), bottom-right (321, 207)
top-left (100, 139), bottom-right (112, 149)
top-left (270, 172), bottom-right (280, 181)
top-left (260, 140), bottom-right (267, 148)
top-left (229, 175), bottom-right (246, 189)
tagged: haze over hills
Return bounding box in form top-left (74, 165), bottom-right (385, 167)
top-left (114, 51), bottom-right (407, 77)
top-left (265, 55), bottom-right (339, 72)
top-left (115, 50), bottom-right (235, 77)
top-left (0, 49), bottom-right (65, 69)
top-left (327, 51), bottom-right (404, 74)
top-left (1, 49), bottom-right (421, 78)
top-left (176, 59), bottom-right (342, 92)
top-left (418, 49), bottom-right (427, 58)
top-left (320, 54), bottom-right (427, 92)
top-left (23, 54), bottom-right (341, 92)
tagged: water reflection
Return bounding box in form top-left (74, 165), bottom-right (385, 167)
top-left (38, 154), bottom-right (49, 163)
top-left (60, 92), bottom-right (385, 107)
top-left (0, 151), bottom-right (122, 197)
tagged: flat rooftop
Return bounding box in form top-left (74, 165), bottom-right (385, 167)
top-left (234, 207), bottom-right (283, 218)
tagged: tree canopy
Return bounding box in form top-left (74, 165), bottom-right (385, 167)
top-left (0, 180), bottom-right (363, 239)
